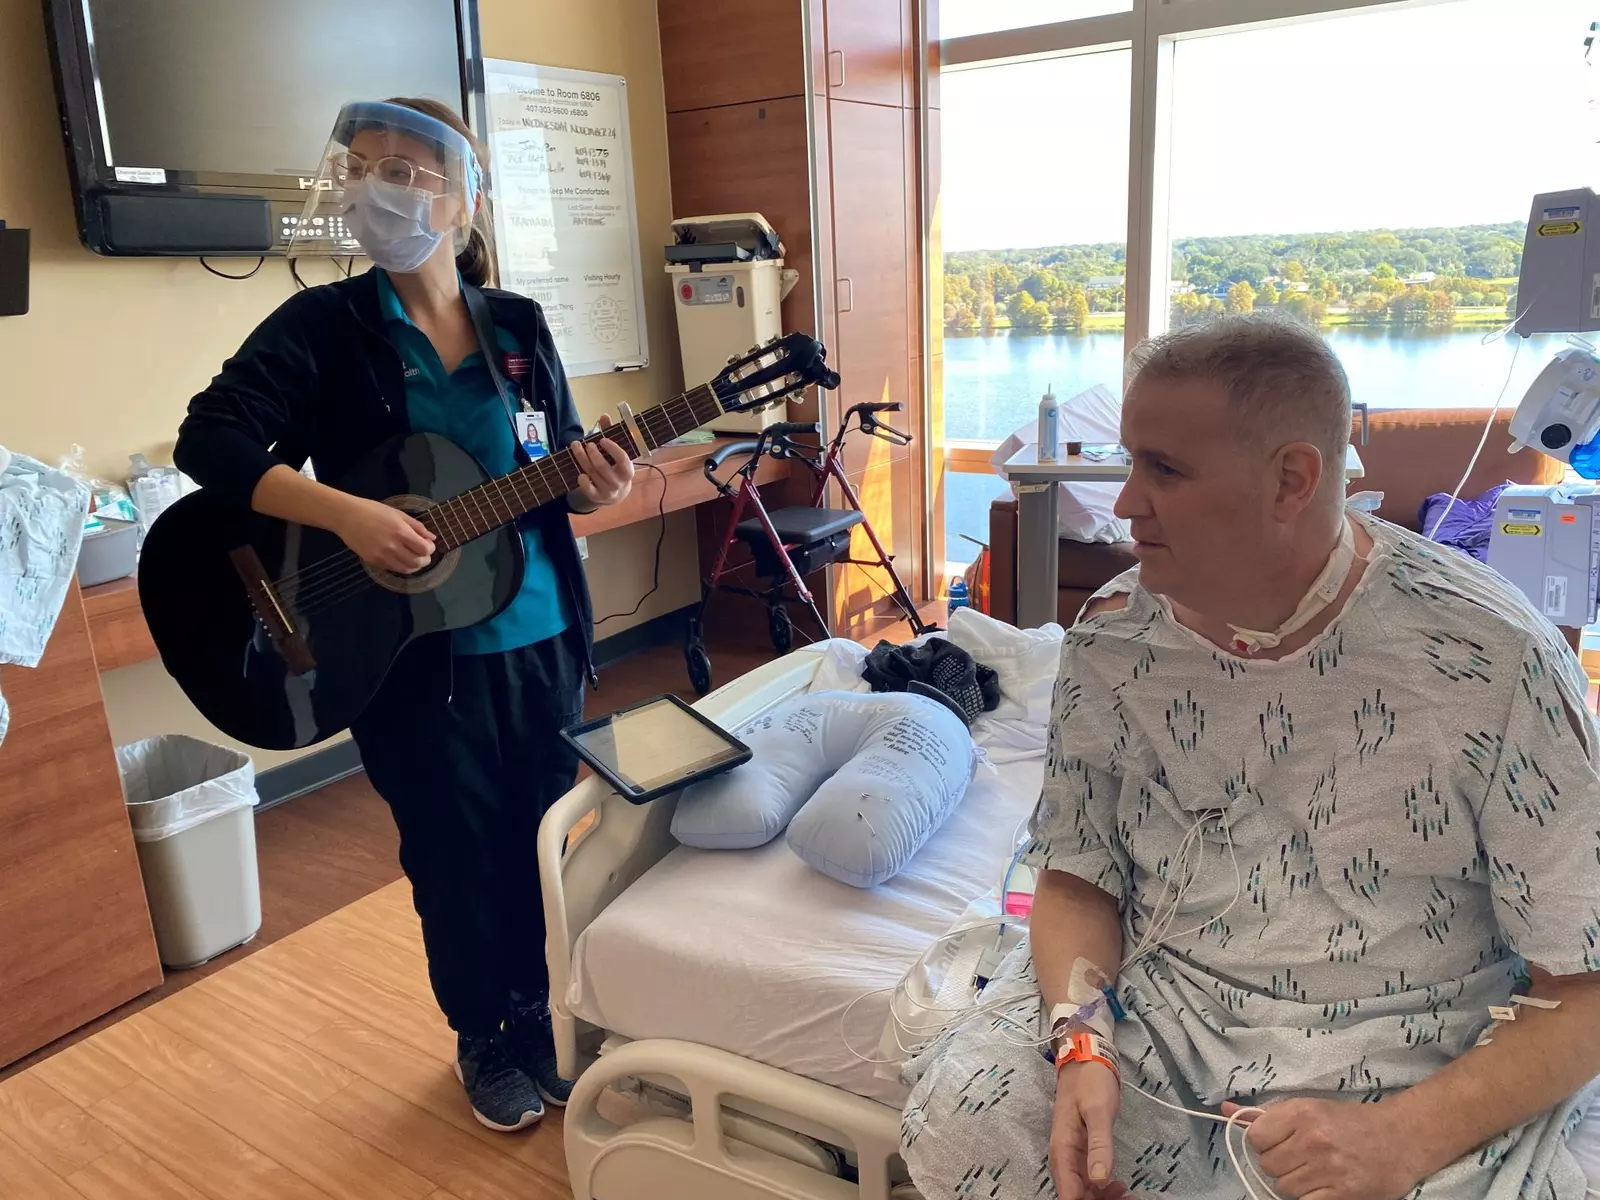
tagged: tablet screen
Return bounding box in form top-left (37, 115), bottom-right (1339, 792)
top-left (568, 696), bottom-right (746, 794)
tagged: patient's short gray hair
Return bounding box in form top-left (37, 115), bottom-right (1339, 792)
top-left (1127, 316), bottom-right (1352, 466)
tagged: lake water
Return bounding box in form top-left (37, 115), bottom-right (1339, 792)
top-left (942, 326), bottom-right (1568, 566)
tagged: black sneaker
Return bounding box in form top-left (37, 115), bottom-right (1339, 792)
top-left (505, 998), bottom-right (574, 1107)
top-left (455, 1032), bottom-right (544, 1131)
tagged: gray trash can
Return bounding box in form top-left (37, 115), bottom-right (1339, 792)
top-left (119, 735), bottom-right (262, 969)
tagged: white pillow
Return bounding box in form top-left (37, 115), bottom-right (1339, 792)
top-left (670, 697), bottom-right (841, 850)
top-left (671, 691), bottom-right (977, 887)
top-left (786, 693), bottom-right (976, 888)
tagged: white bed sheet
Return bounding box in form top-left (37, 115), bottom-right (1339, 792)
top-left (567, 748), bottom-right (1041, 1106)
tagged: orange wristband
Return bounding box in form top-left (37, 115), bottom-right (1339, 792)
top-left (1055, 1030), bottom-right (1119, 1081)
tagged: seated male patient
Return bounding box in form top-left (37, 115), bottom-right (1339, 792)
top-left (901, 317), bottom-right (1600, 1200)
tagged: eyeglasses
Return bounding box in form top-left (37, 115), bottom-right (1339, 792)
top-left (329, 151), bottom-right (449, 191)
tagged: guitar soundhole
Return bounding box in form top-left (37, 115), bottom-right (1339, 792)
top-left (363, 494), bottom-right (463, 595)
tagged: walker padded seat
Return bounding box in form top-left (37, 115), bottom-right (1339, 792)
top-left (735, 506), bottom-right (863, 546)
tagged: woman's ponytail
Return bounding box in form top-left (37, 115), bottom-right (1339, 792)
top-left (456, 216), bottom-right (496, 288)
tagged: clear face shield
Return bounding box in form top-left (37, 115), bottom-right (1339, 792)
top-left (288, 100), bottom-right (481, 274)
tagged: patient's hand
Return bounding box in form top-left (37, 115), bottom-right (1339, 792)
top-left (1051, 1062), bottom-right (1128, 1200)
top-left (1223, 1098), bottom-right (1423, 1200)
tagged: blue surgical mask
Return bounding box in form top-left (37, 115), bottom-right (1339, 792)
top-left (345, 178), bottom-right (447, 274)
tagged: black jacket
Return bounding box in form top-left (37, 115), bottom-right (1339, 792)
top-left (173, 269), bottom-right (596, 677)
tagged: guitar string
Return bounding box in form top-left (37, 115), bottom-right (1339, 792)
top-left (274, 395), bottom-right (673, 601)
top-left (278, 383), bottom-right (727, 616)
top-left (279, 388), bottom-right (735, 618)
top-left (270, 381), bottom-right (718, 596)
top-left (275, 370), bottom-right (775, 620)
top-left (284, 448), bottom-right (603, 618)
top-left (270, 415), bottom-right (642, 595)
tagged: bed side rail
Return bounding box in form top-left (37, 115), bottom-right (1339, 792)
top-left (566, 1038), bottom-right (903, 1200)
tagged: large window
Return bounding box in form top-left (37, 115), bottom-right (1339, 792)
top-left (940, 50), bottom-right (1130, 566)
top-left (941, 0), bottom-right (1132, 39)
top-left (936, 0), bottom-right (1597, 570)
top-left (1163, 1), bottom-right (1588, 409)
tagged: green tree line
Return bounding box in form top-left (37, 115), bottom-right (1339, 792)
top-left (944, 223), bottom-right (1524, 335)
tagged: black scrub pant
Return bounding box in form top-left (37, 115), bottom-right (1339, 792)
top-left (351, 626), bottom-right (586, 1038)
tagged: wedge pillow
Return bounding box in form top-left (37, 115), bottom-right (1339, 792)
top-left (671, 690), bottom-right (976, 888)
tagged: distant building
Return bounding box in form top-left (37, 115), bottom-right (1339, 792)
top-left (1403, 271), bottom-right (1437, 285)
top-left (1087, 276), bottom-right (1124, 290)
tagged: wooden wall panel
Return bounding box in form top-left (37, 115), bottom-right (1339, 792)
top-left (0, 583), bottom-right (162, 1067)
top-left (828, 99), bottom-right (912, 482)
top-left (657, 0), bottom-right (806, 112)
top-left (835, 461), bottom-right (917, 639)
top-left (667, 99), bottom-right (816, 342)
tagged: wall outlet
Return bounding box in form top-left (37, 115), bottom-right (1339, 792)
top-left (576, 535), bottom-right (589, 561)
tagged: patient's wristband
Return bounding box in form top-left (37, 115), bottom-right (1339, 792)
top-left (1055, 1030), bottom-right (1119, 1082)
top-left (1048, 1000), bottom-right (1114, 1043)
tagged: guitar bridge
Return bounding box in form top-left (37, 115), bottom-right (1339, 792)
top-left (229, 545), bottom-right (317, 676)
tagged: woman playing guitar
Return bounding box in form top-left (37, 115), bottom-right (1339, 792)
top-left (173, 99), bottom-right (633, 1133)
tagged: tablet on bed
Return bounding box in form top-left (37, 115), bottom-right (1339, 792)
top-left (561, 693), bottom-right (751, 804)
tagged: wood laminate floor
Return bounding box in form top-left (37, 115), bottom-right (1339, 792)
top-left (1, 603), bottom-right (942, 1197)
top-left (0, 879), bottom-right (570, 1200)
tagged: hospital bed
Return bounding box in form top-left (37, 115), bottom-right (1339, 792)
top-left (539, 640), bottom-right (1600, 1200)
top-left (538, 643), bottom-right (1044, 1200)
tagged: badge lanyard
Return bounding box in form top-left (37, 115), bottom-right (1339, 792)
top-left (461, 284), bottom-right (545, 462)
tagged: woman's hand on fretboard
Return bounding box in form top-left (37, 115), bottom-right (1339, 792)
top-left (569, 415), bottom-right (635, 509)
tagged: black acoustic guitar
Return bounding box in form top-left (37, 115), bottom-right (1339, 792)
top-left (138, 334), bottom-right (840, 751)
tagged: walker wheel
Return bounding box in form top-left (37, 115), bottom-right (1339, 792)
top-left (768, 605), bottom-right (794, 654)
top-left (686, 642), bottom-right (713, 695)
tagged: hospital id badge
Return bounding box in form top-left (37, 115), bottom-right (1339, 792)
top-left (516, 411), bottom-right (550, 460)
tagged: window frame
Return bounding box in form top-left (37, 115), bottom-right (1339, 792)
top-left (937, 0), bottom-right (1470, 468)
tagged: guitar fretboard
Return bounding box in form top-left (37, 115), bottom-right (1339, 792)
top-left (417, 382), bottom-right (725, 551)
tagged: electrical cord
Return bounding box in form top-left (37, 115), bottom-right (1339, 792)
top-left (1423, 336), bottom-right (1524, 541)
top-left (593, 461), bottom-right (668, 626)
top-left (288, 257), bottom-right (309, 291)
top-left (200, 255), bottom-right (265, 280)
top-left (1422, 285), bottom-right (1548, 542)
top-left (842, 810), bottom-right (1284, 1198)
top-left (843, 810), bottom-right (1244, 1064)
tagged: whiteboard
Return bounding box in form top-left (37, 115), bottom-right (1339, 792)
top-left (480, 59), bottom-right (649, 377)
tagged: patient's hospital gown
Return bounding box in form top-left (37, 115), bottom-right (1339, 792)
top-left (902, 516), bottom-right (1600, 1200)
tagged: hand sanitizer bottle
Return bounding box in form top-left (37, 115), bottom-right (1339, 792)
top-left (1038, 385), bottom-right (1060, 461)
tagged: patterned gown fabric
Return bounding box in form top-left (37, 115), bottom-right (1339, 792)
top-left (901, 514), bottom-right (1600, 1200)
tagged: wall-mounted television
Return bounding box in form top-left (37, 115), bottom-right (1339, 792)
top-left (44, 0), bottom-right (481, 258)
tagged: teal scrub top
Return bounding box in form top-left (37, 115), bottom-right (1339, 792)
top-left (376, 269), bottom-right (573, 655)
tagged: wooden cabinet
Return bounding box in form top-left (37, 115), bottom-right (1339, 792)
top-left (822, 0), bottom-right (911, 108)
top-left (666, 98), bottom-right (817, 341)
top-left (659, 0), bottom-right (931, 635)
top-left (659, 0), bottom-right (806, 112)
top-left (0, 583), bottom-right (162, 1067)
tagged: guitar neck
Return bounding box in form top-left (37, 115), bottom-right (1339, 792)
top-left (417, 382), bottom-right (726, 551)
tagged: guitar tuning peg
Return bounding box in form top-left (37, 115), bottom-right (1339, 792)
top-left (766, 335), bottom-right (780, 345)
top-left (726, 353), bottom-right (741, 365)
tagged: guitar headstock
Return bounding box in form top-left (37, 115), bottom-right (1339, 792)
top-left (710, 333), bottom-right (841, 414)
